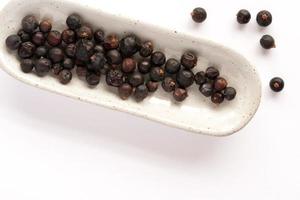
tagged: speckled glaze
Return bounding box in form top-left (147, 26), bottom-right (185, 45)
top-left (0, 0), bottom-right (261, 136)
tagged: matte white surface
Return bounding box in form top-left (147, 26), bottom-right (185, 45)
top-left (0, 0), bottom-right (299, 199)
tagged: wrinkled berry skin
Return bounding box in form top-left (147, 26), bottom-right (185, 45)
top-left (199, 82), bottom-right (213, 97)
top-left (20, 59), bottom-right (34, 73)
top-left (39, 20), bottom-right (52, 33)
top-left (205, 67), bottom-right (219, 80)
top-left (18, 42), bottom-right (36, 58)
top-left (165, 58), bottom-right (181, 74)
top-left (106, 70), bottom-right (124, 87)
top-left (214, 77), bottom-right (228, 91)
top-left (62, 29), bottom-right (76, 44)
top-left (122, 58), bottom-right (136, 73)
top-left (63, 58), bottom-right (75, 70)
top-left (173, 88), bottom-right (188, 102)
top-left (106, 50), bottom-right (122, 65)
top-left (134, 85), bottom-right (149, 102)
top-left (86, 72), bottom-right (100, 86)
top-left (47, 30), bottom-right (62, 46)
top-left (22, 15), bottom-right (38, 33)
top-left (76, 66), bottom-right (87, 77)
top-left (269, 77), bottom-right (284, 92)
top-left (103, 34), bottom-right (119, 50)
top-left (223, 87), bottom-right (237, 100)
top-left (94, 45), bottom-right (105, 53)
top-left (260, 35), bottom-right (275, 49)
top-left (65, 43), bottom-right (76, 58)
top-left (151, 51), bottom-right (166, 66)
top-left (35, 46), bottom-right (48, 57)
top-left (88, 53), bottom-right (106, 72)
top-left (150, 67), bottom-right (165, 81)
top-left (194, 71), bottom-right (206, 85)
top-left (181, 52), bottom-right (197, 69)
top-left (256, 10), bottom-right (272, 27)
top-left (32, 31), bottom-right (45, 46)
top-left (129, 72), bottom-right (144, 87)
top-left (211, 92), bottom-right (224, 104)
top-left (237, 9), bottom-right (251, 24)
top-left (52, 63), bottom-right (63, 75)
top-left (139, 41), bottom-right (153, 57)
top-left (35, 58), bottom-right (51, 77)
top-left (76, 25), bottom-right (93, 39)
top-left (59, 69), bottom-right (72, 84)
top-left (146, 81), bottom-right (159, 92)
top-left (162, 77), bottom-right (176, 92)
top-left (76, 39), bottom-right (94, 62)
top-left (176, 70), bottom-right (194, 88)
top-left (6, 35), bottom-right (21, 50)
top-left (49, 47), bottom-right (64, 63)
top-left (120, 35), bottom-right (141, 57)
top-left (191, 7), bottom-right (207, 23)
top-left (66, 14), bottom-right (82, 30)
top-left (94, 29), bottom-right (105, 43)
top-left (138, 60), bottom-right (151, 74)
top-left (18, 30), bottom-right (31, 42)
top-left (118, 83), bottom-right (133, 100)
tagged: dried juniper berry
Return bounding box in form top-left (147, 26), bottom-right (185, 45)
top-left (5, 35), bottom-right (21, 50)
top-left (103, 34), bottom-right (119, 50)
top-left (35, 46), bottom-right (48, 57)
top-left (52, 63), bottom-right (63, 75)
top-left (129, 72), bottom-right (144, 87)
top-left (140, 41), bottom-right (153, 57)
top-left (47, 30), bottom-right (62, 46)
top-left (75, 39), bottom-right (94, 62)
top-left (150, 67), bottom-right (165, 81)
top-left (173, 88), bottom-right (188, 102)
top-left (134, 84), bottom-right (149, 102)
top-left (32, 31), bottom-right (45, 46)
top-left (181, 52), bottom-right (197, 69)
top-left (86, 72), bottom-right (100, 86)
top-left (162, 77), bottom-right (176, 92)
top-left (146, 81), bottom-right (159, 92)
top-left (20, 59), bottom-right (34, 73)
top-left (62, 29), bottom-right (76, 44)
top-left (223, 87), bottom-right (237, 100)
top-left (58, 69), bottom-right (72, 84)
top-left (88, 53), bottom-right (106, 72)
top-left (18, 30), bottom-right (31, 42)
top-left (66, 14), bottom-right (82, 30)
top-left (106, 49), bottom-right (122, 65)
top-left (76, 25), bottom-right (93, 40)
top-left (237, 9), bottom-right (251, 24)
top-left (39, 20), bottom-right (52, 33)
top-left (118, 83), bottom-right (133, 100)
top-left (191, 7), bottom-right (207, 23)
top-left (76, 66), bottom-right (87, 77)
top-left (35, 58), bottom-right (51, 77)
top-left (120, 34), bottom-right (141, 57)
top-left (151, 51), bottom-right (166, 66)
top-left (256, 10), bottom-right (272, 27)
top-left (65, 43), bottom-right (76, 58)
top-left (214, 77), bottom-right (228, 91)
top-left (100, 64), bottom-right (110, 75)
top-left (63, 58), bottom-right (75, 70)
top-left (260, 35), bottom-right (275, 49)
top-left (211, 92), bottom-right (224, 104)
top-left (122, 58), bottom-right (136, 73)
top-left (199, 82), bottom-right (213, 97)
top-left (205, 67), bottom-right (219, 80)
top-left (194, 71), bottom-right (206, 85)
top-left (138, 60), bottom-right (151, 74)
top-left (269, 77), bottom-right (284, 92)
top-left (176, 69), bottom-right (194, 88)
top-left (165, 58), bottom-right (181, 74)
top-left (106, 69), bottom-right (124, 87)
top-left (18, 42), bottom-right (36, 58)
top-left (94, 29), bottom-right (105, 43)
top-left (48, 47), bottom-right (64, 63)
top-left (94, 45), bottom-right (105, 53)
top-left (22, 15), bottom-right (38, 33)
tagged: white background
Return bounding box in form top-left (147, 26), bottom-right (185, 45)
top-left (0, 0), bottom-right (299, 199)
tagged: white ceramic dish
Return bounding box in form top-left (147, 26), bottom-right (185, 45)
top-left (0, 0), bottom-right (261, 136)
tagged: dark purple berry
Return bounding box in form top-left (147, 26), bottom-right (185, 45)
top-left (76, 25), bottom-right (93, 40)
top-left (223, 87), bottom-right (237, 100)
top-left (191, 7), bottom-right (207, 23)
top-left (176, 69), bottom-right (194, 88)
top-left (63, 58), bottom-right (74, 70)
top-left (86, 72), bottom-right (100, 86)
top-left (48, 47), bottom-right (64, 63)
top-left (66, 14), bottom-right (82, 30)
top-left (65, 43), bottom-right (76, 58)
top-left (62, 29), bottom-right (76, 44)
top-left (52, 63), bottom-right (63, 75)
top-left (21, 15), bottom-right (38, 33)
top-left (194, 71), bottom-right (206, 85)
top-left (5, 35), bottom-right (21, 50)
top-left (35, 46), bottom-right (48, 57)
top-left (32, 31), bottom-right (45, 46)
top-left (18, 42), bottom-right (36, 58)
top-left (100, 64), bottom-right (110, 75)
top-left (134, 85), bottom-right (148, 102)
top-left (128, 72), bottom-right (144, 87)
top-left (59, 69), bottom-right (72, 84)
top-left (260, 35), bottom-right (275, 49)
top-left (75, 39), bottom-right (94, 62)
top-left (165, 58), bottom-right (181, 74)
top-left (199, 82), bottom-right (213, 97)
top-left (106, 49), bottom-right (122, 65)
top-left (35, 58), bottom-right (51, 77)
top-left (103, 34), bottom-right (119, 50)
top-left (118, 83), bottom-right (133, 100)
top-left (76, 66), bottom-right (87, 77)
top-left (39, 20), bottom-right (52, 33)
top-left (122, 58), bottom-right (136, 73)
top-left (150, 67), bottom-right (165, 81)
top-left (20, 59), bottom-right (34, 73)
top-left (181, 52), bottom-right (197, 69)
top-left (47, 30), bottom-right (62, 46)
top-left (106, 70), bottom-right (124, 87)
top-left (139, 41), bottom-right (153, 57)
top-left (120, 35), bottom-right (141, 57)
top-left (18, 30), bottom-right (31, 42)
top-left (94, 29), bottom-right (105, 43)
top-left (88, 53), bottom-right (106, 72)
top-left (211, 92), bottom-right (224, 104)
top-left (270, 77), bottom-right (284, 92)
top-left (205, 67), bottom-right (219, 80)
top-left (138, 60), bottom-right (151, 74)
top-left (173, 88), bottom-right (188, 102)
top-left (256, 10), bottom-right (272, 27)
top-left (94, 45), bottom-right (105, 53)
top-left (151, 51), bottom-right (166, 66)
top-left (162, 77), bottom-right (176, 92)
top-left (146, 81), bottom-right (159, 92)
top-left (214, 77), bottom-right (228, 91)
top-left (237, 9), bottom-right (251, 24)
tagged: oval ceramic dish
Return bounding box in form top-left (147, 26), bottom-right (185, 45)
top-left (0, 0), bottom-right (261, 136)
